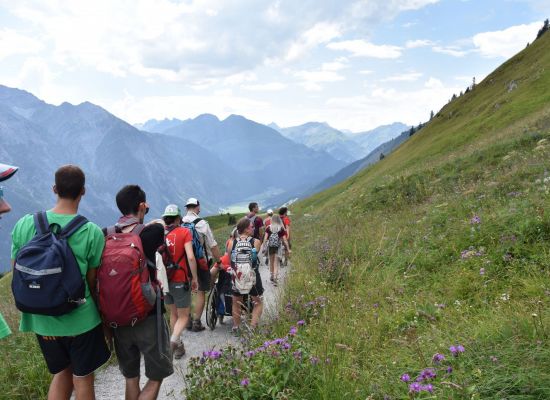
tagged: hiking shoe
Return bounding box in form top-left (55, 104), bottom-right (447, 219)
top-left (174, 342), bottom-right (186, 360)
top-left (218, 315), bottom-right (225, 325)
top-left (192, 320), bottom-right (206, 332)
top-left (186, 318), bottom-right (193, 331)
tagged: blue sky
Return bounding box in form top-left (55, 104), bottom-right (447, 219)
top-left (0, 0), bottom-right (548, 132)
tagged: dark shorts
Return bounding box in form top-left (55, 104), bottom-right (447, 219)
top-left (164, 281), bottom-right (191, 308)
top-left (268, 246), bottom-right (280, 256)
top-left (36, 323), bottom-right (110, 377)
top-left (232, 268), bottom-right (264, 297)
top-left (197, 267), bottom-right (211, 292)
top-left (113, 315), bottom-right (173, 381)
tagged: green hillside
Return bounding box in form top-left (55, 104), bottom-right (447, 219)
top-left (185, 33), bottom-right (550, 399)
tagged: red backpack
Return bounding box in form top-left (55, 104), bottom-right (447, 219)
top-left (97, 223), bottom-right (158, 327)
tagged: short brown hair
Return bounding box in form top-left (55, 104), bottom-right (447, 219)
top-left (55, 165), bottom-right (85, 200)
top-left (236, 217), bottom-right (252, 234)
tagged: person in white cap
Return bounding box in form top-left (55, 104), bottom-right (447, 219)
top-left (161, 204), bottom-right (198, 359)
top-left (181, 198), bottom-right (222, 332)
top-left (0, 162), bottom-right (18, 340)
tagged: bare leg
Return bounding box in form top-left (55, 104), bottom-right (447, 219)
top-left (269, 253), bottom-right (276, 278)
top-left (232, 295), bottom-right (243, 328)
top-left (168, 304), bottom-right (177, 333)
top-left (193, 291), bottom-right (206, 321)
top-left (138, 380), bottom-right (162, 400)
top-left (272, 252), bottom-right (279, 280)
top-left (173, 307), bottom-right (190, 340)
top-left (73, 373), bottom-right (95, 400)
top-left (125, 377), bottom-right (140, 400)
top-left (48, 367), bottom-right (73, 400)
top-left (250, 296), bottom-right (263, 329)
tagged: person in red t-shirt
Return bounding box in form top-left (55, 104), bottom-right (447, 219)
top-left (264, 209), bottom-right (273, 228)
top-left (246, 202), bottom-right (264, 240)
top-left (162, 204), bottom-right (198, 359)
top-left (279, 207), bottom-right (291, 244)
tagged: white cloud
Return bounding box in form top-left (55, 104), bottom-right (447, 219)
top-left (285, 22), bottom-right (342, 61)
top-left (472, 22), bottom-right (540, 58)
top-left (242, 82), bottom-right (287, 91)
top-left (406, 39), bottom-right (435, 48)
top-left (327, 40), bottom-right (402, 58)
top-left (0, 29), bottom-right (44, 59)
top-left (359, 70), bottom-right (374, 75)
top-left (382, 72), bottom-right (423, 82)
top-left (432, 45), bottom-right (469, 57)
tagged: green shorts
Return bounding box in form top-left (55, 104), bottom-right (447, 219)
top-left (164, 282), bottom-right (191, 308)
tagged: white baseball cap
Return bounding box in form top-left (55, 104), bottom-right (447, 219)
top-left (0, 163), bottom-right (18, 182)
top-left (267, 209), bottom-right (273, 215)
top-left (185, 197), bottom-right (200, 207)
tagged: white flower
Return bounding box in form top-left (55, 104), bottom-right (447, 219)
top-left (500, 293), bottom-right (510, 301)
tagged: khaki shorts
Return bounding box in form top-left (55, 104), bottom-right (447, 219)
top-left (164, 281), bottom-right (191, 308)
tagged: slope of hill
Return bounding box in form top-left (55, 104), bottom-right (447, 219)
top-left (183, 30), bottom-right (550, 399)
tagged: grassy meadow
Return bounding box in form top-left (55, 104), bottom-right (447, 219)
top-left (184, 33), bottom-right (550, 399)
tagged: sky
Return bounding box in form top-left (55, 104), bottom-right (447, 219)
top-left (0, 0), bottom-right (548, 132)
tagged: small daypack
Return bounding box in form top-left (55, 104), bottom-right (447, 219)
top-left (182, 218), bottom-right (206, 261)
top-left (12, 212), bottom-right (88, 316)
top-left (267, 228), bottom-right (281, 249)
top-left (97, 223), bottom-right (157, 327)
top-left (231, 237), bottom-right (256, 294)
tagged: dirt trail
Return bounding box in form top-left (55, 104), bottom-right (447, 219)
top-left (94, 261), bottom-right (287, 399)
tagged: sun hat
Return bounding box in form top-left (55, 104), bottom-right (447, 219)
top-left (162, 204), bottom-right (181, 217)
top-left (0, 163), bottom-right (18, 182)
top-left (185, 197), bottom-right (200, 207)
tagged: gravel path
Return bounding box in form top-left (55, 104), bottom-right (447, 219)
top-left (94, 260), bottom-right (287, 400)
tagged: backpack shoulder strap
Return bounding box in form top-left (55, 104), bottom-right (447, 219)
top-left (131, 223), bottom-right (146, 237)
top-left (59, 215), bottom-right (89, 238)
top-left (33, 212), bottom-right (49, 235)
top-left (192, 217), bottom-right (202, 225)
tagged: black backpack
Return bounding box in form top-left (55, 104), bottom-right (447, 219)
top-left (12, 212), bottom-right (88, 316)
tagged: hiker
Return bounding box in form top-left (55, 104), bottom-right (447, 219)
top-left (227, 217), bottom-right (263, 334)
top-left (11, 165), bottom-right (110, 399)
top-left (181, 197), bottom-right (222, 332)
top-left (0, 162), bottom-right (18, 340)
top-left (278, 207), bottom-right (291, 245)
top-left (161, 204), bottom-right (198, 359)
top-left (264, 209), bottom-right (273, 228)
top-left (101, 185), bottom-right (172, 400)
top-left (263, 214), bottom-right (290, 286)
top-left (247, 202), bottom-right (264, 241)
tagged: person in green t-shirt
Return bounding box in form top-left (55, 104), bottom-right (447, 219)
top-left (11, 165), bottom-right (110, 400)
top-left (0, 162), bottom-right (18, 339)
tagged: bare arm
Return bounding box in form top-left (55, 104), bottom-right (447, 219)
top-left (86, 268), bottom-right (97, 297)
top-left (184, 241), bottom-right (199, 291)
top-left (210, 244), bottom-right (222, 262)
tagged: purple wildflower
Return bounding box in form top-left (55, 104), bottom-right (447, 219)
top-left (409, 382), bottom-right (422, 393)
top-left (480, 268), bottom-right (485, 275)
top-left (470, 215), bottom-right (481, 224)
top-left (240, 378), bottom-right (249, 387)
top-left (446, 366), bottom-right (453, 374)
top-left (457, 345), bottom-right (465, 353)
top-left (432, 353), bottom-right (445, 364)
top-left (423, 384), bottom-right (434, 393)
top-left (310, 356), bottom-right (319, 365)
top-left (449, 345), bottom-right (458, 356)
top-left (289, 326), bottom-right (298, 336)
top-left (245, 351), bottom-right (255, 357)
top-left (282, 342), bottom-right (291, 350)
top-left (400, 373), bottom-right (411, 383)
top-left (297, 320), bottom-right (306, 326)
top-left (293, 350), bottom-right (302, 359)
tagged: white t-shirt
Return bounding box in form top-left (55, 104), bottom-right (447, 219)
top-left (182, 211), bottom-right (218, 259)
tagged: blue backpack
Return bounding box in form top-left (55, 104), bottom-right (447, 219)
top-left (12, 212), bottom-right (89, 316)
top-left (182, 218), bottom-right (206, 261)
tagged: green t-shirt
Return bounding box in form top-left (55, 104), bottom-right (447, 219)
top-left (11, 211), bottom-right (105, 336)
top-left (0, 313), bottom-right (11, 339)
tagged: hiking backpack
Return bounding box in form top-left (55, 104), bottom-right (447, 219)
top-left (182, 218), bottom-right (206, 261)
top-left (97, 223), bottom-right (157, 327)
top-left (12, 212), bottom-right (88, 316)
top-left (267, 228), bottom-right (281, 249)
top-left (231, 237), bottom-right (256, 294)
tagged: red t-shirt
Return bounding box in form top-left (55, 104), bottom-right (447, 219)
top-left (265, 217), bottom-right (272, 227)
top-left (165, 226), bottom-right (193, 282)
top-left (247, 213), bottom-right (264, 239)
top-left (282, 216), bottom-right (291, 227)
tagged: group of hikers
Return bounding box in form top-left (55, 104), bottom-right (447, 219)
top-left (1, 163), bottom-right (293, 400)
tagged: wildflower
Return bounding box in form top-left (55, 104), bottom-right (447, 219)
top-left (240, 378), bottom-right (249, 387)
top-left (245, 351), bottom-right (255, 357)
top-left (293, 350), bottom-right (302, 359)
top-left (373, 303), bottom-right (379, 308)
top-left (432, 353), bottom-right (445, 364)
top-left (400, 373), bottom-right (411, 383)
top-left (449, 346), bottom-right (458, 356)
top-left (500, 293), bottom-right (510, 301)
top-left (435, 303), bottom-right (446, 309)
top-left (479, 268), bottom-right (485, 276)
top-left (409, 382), bottom-right (422, 393)
top-left (446, 366), bottom-right (453, 374)
top-left (417, 368), bottom-right (436, 381)
top-left (470, 215), bottom-right (481, 224)
top-left (282, 342), bottom-right (291, 350)
top-left (310, 356), bottom-right (319, 365)
top-left (297, 320), bottom-right (306, 326)
top-left (457, 345), bottom-right (465, 353)
top-left (423, 384), bottom-right (434, 393)
top-left (289, 326), bottom-right (298, 336)
top-left (490, 356), bottom-right (498, 363)
top-left (325, 358), bottom-right (331, 364)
